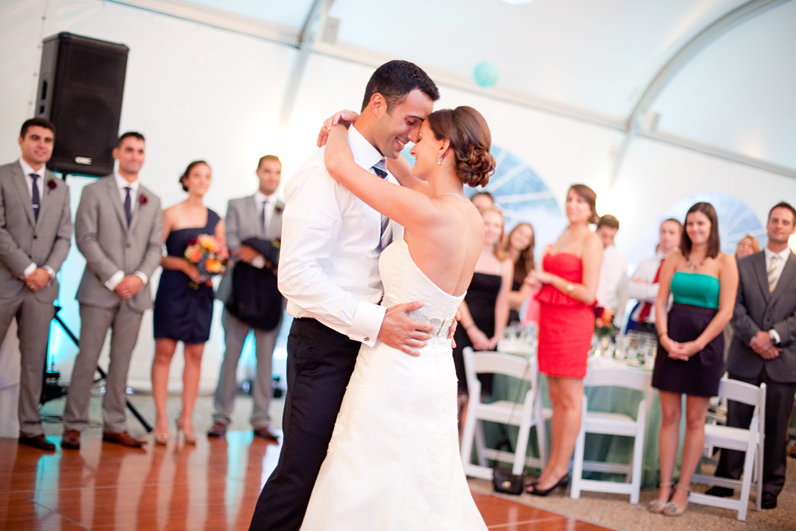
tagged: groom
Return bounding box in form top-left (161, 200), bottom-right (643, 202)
top-left (248, 60), bottom-right (440, 531)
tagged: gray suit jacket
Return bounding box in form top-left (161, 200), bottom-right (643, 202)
top-left (75, 175), bottom-right (163, 312)
top-left (0, 161), bottom-right (72, 302)
top-left (217, 195), bottom-right (284, 303)
top-left (728, 251), bottom-right (796, 383)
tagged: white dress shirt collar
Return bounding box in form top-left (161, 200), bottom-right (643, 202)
top-left (764, 246), bottom-right (790, 284)
top-left (19, 158), bottom-right (45, 199)
top-left (254, 190), bottom-right (273, 205)
top-left (19, 158), bottom-right (44, 177)
top-left (348, 125), bottom-right (385, 173)
top-left (114, 171), bottom-right (139, 195)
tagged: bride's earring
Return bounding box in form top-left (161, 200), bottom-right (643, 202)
top-left (437, 156), bottom-right (442, 165)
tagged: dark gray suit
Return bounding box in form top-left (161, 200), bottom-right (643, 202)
top-left (63, 175), bottom-right (162, 433)
top-left (0, 161), bottom-right (71, 438)
top-left (715, 250), bottom-right (796, 497)
top-left (213, 195), bottom-right (284, 429)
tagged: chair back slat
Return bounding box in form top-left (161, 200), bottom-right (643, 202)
top-left (583, 366), bottom-right (651, 392)
top-left (463, 348), bottom-right (536, 382)
top-left (717, 378), bottom-right (764, 407)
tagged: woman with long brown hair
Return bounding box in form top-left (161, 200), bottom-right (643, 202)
top-left (649, 202), bottom-right (738, 516)
top-left (526, 184), bottom-right (602, 496)
top-left (504, 222), bottom-right (536, 323)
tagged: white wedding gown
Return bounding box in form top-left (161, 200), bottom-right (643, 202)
top-left (300, 239), bottom-right (488, 531)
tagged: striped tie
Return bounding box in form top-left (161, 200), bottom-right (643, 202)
top-left (372, 161), bottom-right (392, 250)
top-left (768, 255), bottom-right (778, 293)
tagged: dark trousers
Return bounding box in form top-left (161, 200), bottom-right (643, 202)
top-left (248, 318), bottom-right (360, 531)
top-left (714, 367), bottom-right (796, 497)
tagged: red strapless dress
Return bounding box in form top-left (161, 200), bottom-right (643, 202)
top-left (535, 253), bottom-right (594, 378)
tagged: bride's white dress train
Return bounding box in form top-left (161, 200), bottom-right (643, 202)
top-left (300, 239), bottom-right (487, 530)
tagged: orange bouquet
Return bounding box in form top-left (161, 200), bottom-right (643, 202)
top-left (184, 234), bottom-right (228, 287)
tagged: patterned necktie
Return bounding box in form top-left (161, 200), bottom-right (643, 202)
top-left (30, 174), bottom-right (41, 221)
top-left (768, 255), bottom-right (778, 293)
top-left (638, 258), bottom-right (665, 322)
top-left (124, 186), bottom-right (133, 226)
top-left (372, 161), bottom-right (392, 250)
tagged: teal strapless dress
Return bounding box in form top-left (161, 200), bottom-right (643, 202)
top-left (652, 272), bottom-right (724, 397)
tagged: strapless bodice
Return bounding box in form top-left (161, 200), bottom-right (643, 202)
top-left (379, 239), bottom-right (465, 336)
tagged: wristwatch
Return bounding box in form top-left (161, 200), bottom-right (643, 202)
top-left (769, 329), bottom-right (781, 346)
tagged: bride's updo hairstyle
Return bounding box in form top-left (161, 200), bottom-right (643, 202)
top-left (426, 106), bottom-right (495, 188)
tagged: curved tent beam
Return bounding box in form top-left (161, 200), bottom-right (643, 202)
top-left (610, 0), bottom-right (793, 186)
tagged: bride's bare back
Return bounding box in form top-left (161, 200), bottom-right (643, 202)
top-left (403, 195), bottom-right (483, 297)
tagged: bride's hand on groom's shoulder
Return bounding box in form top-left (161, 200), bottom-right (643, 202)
top-left (378, 301), bottom-right (434, 357)
top-left (317, 109), bottom-right (359, 147)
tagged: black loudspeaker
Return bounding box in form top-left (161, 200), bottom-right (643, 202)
top-left (36, 33), bottom-right (129, 176)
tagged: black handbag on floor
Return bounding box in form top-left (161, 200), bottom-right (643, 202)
top-left (493, 464), bottom-right (525, 495)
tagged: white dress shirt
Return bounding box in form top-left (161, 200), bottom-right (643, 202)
top-left (104, 172), bottom-right (148, 291)
top-left (596, 244), bottom-right (628, 327)
top-left (627, 251), bottom-right (665, 324)
top-left (278, 126), bottom-right (393, 346)
top-left (18, 159), bottom-right (54, 279)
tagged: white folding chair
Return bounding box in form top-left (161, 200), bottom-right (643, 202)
top-left (460, 348), bottom-right (550, 480)
top-left (570, 365), bottom-right (652, 503)
top-left (690, 378), bottom-right (766, 521)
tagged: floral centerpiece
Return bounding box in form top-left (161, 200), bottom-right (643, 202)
top-left (184, 234), bottom-right (228, 288)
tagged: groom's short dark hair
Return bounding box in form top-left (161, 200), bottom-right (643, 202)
top-left (361, 60), bottom-right (439, 113)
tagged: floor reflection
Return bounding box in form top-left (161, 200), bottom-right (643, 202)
top-left (0, 434), bottom-right (605, 530)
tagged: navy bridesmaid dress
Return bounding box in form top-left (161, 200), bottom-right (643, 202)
top-left (153, 209), bottom-right (220, 344)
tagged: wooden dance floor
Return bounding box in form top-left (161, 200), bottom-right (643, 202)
top-left (0, 433), bottom-right (609, 530)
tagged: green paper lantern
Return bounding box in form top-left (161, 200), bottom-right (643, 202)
top-left (473, 62), bottom-right (499, 89)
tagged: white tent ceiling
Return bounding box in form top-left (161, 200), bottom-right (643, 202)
top-left (120, 0), bottom-right (796, 177)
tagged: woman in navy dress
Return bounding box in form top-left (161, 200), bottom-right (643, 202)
top-left (151, 160), bottom-right (225, 444)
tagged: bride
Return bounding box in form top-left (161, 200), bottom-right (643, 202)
top-left (299, 106), bottom-right (495, 530)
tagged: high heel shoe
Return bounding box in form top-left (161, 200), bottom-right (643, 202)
top-left (175, 414), bottom-right (197, 445)
top-left (648, 482), bottom-right (673, 514)
top-left (154, 431), bottom-right (170, 446)
top-left (526, 473), bottom-right (570, 497)
top-left (662, 484), bottom-right (690, 516)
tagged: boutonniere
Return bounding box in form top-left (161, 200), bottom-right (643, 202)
top-left (47, 178), bottom-right (57, 190)
top-left (139, 193), bottom-right (148, 205)
top-left (274, 201), bottom-right (285, 214)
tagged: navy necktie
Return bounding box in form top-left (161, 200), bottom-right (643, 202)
top-left (372, 162), bottom-right (391, 250)
top-left (30, 174), bottom-right (40, 221)
top-left (124, 186), bottom-right (132, 226)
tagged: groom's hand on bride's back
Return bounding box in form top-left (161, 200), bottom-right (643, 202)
top-left (378, 301), bottom-right (434, 357)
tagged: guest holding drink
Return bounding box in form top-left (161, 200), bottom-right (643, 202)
top-left (525, 184), bottom-right (602, 496)
top-left (453, 208), bottom-right (513, 406)
top-left (151, 161), bottom-right (226, 444)
top-left (648, 202), bottom-right (738, 516)
top-left (504, 222), bottom-right (536, 324)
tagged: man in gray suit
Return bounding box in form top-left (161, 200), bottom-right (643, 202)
top-left (708, 201), bottom-right (796, 509)
top-left (208, 155), bottom-right (284, 441)
top-left (62, 132), bottom-right (163, 449)
top-left (0, 118), bottom-right (72, 451)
